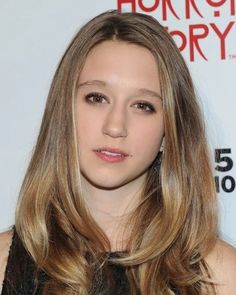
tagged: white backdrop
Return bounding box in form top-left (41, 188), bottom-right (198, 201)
top-left (0, 1), bottom-right (235, 246)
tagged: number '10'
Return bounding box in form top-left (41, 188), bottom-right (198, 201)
top-left (214, 148), bottom-right (235, 193)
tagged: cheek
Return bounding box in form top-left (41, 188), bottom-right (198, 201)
top-left (132, 120), bottom-right (164, 151)
top-left (76, 110), bottom-right (102, 141)
top-left (136, 134), bottom-right (162, 156)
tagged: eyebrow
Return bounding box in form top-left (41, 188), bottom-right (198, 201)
top-left (77, 80), bottom-right (162, 100)
top-left (77, 80), bottom-right (106, 88)
top-left (136, 88), bottom-right (162, 100)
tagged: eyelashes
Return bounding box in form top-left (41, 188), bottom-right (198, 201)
top-left (85, 92), bottom-right (107, 104)
top-left (84, 92), bottom-right (156, 114)
top-left (133, 101), bottom-right (156, 113)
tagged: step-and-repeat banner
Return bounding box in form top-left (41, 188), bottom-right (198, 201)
top-left (0, 1), bottom-right (235, 245)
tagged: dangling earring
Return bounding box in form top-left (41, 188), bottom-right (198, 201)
top-left (153, 151), bottom-right (162, 172)
top-left (153, 142), bottom-right (164, 173)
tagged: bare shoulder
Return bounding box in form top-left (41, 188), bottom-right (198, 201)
top-left (205, 239), bottom-right (236, 295)
top-left (0, 230), bottom-right (13, 291)
top-left (0, 230), bottom-right (12, 265)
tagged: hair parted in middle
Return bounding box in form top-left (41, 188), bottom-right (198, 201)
top-left (15, 10), bottom-right (218, 295)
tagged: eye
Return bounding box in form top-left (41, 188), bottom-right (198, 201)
top-left (133, 101), bottom-right (156, 113)
top-left (85, 92), bottom-right (108, 104)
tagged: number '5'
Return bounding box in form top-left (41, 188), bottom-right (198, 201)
top-left (215, 148), bottom-right (233, 172)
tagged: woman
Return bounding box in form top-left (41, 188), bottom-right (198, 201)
top-left (0, 10), bottom-right (236, 295)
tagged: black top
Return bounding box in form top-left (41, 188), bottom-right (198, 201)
top-left (2, 230), bottom-right (178, 294)
top-left (2, 229), bottom-right (46, 295)
top-left (1, 230), bottom-right (129, 295)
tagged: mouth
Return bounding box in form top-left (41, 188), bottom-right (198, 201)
top-left (93, 147), bottom-right (130, 163)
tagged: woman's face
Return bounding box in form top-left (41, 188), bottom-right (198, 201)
top-left (76, 40), bottom-right (164, 190)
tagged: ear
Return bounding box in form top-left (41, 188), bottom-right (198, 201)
top-left (160, 137), bottom-right (165, 152)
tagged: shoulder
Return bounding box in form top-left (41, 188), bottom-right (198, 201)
top-left (205, 239), bottom-right (236, 295)
top-left (0, 230), bottom-right (12, 269)
top-left (0, 230), bottom-right (13, 291)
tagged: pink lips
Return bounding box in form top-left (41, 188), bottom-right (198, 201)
top-left (93, 147), bottom-right (129, 163)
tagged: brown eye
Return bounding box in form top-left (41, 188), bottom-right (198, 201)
top-left (85, 92), bottom-right (107, 104)
top-left (133, 102), bottom-right (156, 113)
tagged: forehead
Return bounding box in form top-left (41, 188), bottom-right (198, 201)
top-left (78, 40), bottom-right (160, 93)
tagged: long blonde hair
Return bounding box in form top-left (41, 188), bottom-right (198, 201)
top-left (16, 10), bottom-right (218, 294)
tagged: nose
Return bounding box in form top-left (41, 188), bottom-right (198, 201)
top-left (102, 104), bottom-right (128, 138)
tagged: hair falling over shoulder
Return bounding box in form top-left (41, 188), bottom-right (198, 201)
top-left (15, 10), bottom-right (218, 295)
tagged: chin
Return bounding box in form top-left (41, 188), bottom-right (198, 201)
top-left (88, 176), bottom-right (128, 190)
top-left (80, 169), bottom-right (130, 190)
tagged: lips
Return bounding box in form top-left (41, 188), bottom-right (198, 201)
top-left (93, 147), bottom-right (129, 163)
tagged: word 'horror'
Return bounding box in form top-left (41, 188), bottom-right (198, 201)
top-left (117, 0), bottom-right (236, 61)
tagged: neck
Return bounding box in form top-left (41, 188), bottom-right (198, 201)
top-left (81, 173), bottom-right (146, 251)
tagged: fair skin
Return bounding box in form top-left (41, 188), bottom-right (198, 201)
top-left (0, 230), bottom-right (12, 293)
top-left (1, 41), bottom-right (236, 294)
top-left (76, 41), bottom-right (164, 248)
